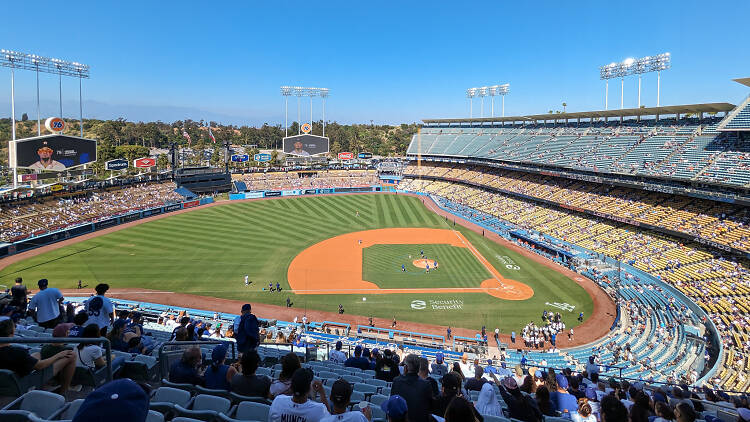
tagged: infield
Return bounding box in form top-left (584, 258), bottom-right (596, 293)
top-left (0, 194), bottom-right (595, 332)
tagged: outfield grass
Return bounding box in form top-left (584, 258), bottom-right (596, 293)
top-left (0, 194), bottom-right (594, 332)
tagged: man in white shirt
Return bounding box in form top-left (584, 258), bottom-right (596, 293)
top-left (329, 341), bottom-right (347, 364)
top-left (83, 284), bottom-right (115, 335)
top-left (269, 368), bottom-right (329, 422)
top-left (27, 279), bottom-right (64, 328)
top-left (321, 379), bottom-right (369, 422)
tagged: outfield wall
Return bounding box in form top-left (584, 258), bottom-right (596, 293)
top-left (0, 197), bottom-right (214, 259)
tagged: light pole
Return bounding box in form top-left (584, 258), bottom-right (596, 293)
top-left (280, 86), bottom-right (292, 137)
top-left (600, 53), bottom-right (670, 111)
top-left (294, 86), bottom-right (304, 135)
top-left (307, 87), bottom-right (315, 128)
top-left (466, 88), bottom-right (477, 119)
top-left (489, 85), bottom-right (497, 117)
top-left (320, 88), bottom-right (329, 137)
top-left (497, 84), bottom-right (509, 117)
top-left (478, 86), bottom-right (488, 118)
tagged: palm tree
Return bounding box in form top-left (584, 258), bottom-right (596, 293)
top-left (562, 102), bottom-right (567, 113)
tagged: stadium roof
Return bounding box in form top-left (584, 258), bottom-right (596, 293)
top-left (733, 77), bottom-right (750, 88)
top-left (422, 102), bottom-right (735, 124)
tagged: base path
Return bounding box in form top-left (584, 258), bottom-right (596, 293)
top-left (287, 227), bottom-right (534, 300)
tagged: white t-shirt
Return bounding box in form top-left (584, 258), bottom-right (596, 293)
top-left (83, 295), bottom-right (114, 329)
top-left (321, 411), bottom-right (369, 422)
top-left (330, 349), bottom-right (347, 364)
top-left (572, 414), bottom-right (597, 422)
top-left (75, 345), bottom-right (103, 369)
top-left (269, 395), bottom-right (330, 422)
top-left (28, 288), bottom-right (62, 323)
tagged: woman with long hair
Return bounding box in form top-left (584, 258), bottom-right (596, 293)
top-left (535, 386), bottom-right (556, 417)
top-left (629, 391), bottom-right (652, 422)
top-left (270, 352), bottom-right (301, 397)
top-left (445, 396), bottom-right (483, 422)
top-left (520, 375), bottom-right (536, 394)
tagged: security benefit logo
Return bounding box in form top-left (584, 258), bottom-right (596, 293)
top-left (411, 299), bottom-right (464, 310)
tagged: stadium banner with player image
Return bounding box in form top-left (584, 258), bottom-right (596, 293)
top-left (10, 134), bottom-right (97, 171)
top-left (282, 134), bottom-right (329, 156)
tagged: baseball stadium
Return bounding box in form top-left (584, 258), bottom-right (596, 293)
top-left (1, 4), bottom-right (749, 422)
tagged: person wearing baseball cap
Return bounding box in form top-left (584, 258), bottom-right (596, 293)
top-left (553, 373), bottom-right (578, 415)
top-left (431, 351), bottom-right (448, 376)
top-left (321, 379), bottom-right (370, 422)
top-left (30, 143), bottom-right (66, 171)
top-left (344, 345), bottom-right (370, 370)
top-left (269, 368), bottom-right (329, 421)
top-left (381, 395), bottom-right (408, 422)
top-left (72, 379), bottom-right (149, 422)
top-left (329, 340), bottom-right (347, 364)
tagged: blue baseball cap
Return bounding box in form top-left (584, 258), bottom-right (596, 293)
top-left (212, 344), bottom-right (228, 363)
top-left (381, 394), bottom-right (408, 418)
top-left (73, 379), bottom-right (149, 422)
top-left (556, 374), bottom-right (569, 389)
top-left (436, 352), bottom-right (444, 362)
top-left (354, 345), bottom-right (362, 355)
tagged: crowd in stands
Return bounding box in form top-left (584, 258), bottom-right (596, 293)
top-left (233, 169), bottom-right (378, 191)
top-left (0, 182), bottom-right (182, 243)
top-left (401, 164), bottom-right (750, 392)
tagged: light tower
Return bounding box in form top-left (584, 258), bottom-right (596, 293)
top-left (466, 88), bottom-right (477, 119)
top-left (478, 87), bottom-right (488, 118)
top-left (293, 86), bottom-right (305, 135)
top-left (319, 88), bottom-right (329, 137)
top-left (306, 87), bottom-right (317, 128)
top-left (280, 86), bottom-right (293, 137)
top-left (496, 83), bottom-right (510, 117)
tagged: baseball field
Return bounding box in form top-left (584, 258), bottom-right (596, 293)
top-left (0, 194), bottom-right (595, 333)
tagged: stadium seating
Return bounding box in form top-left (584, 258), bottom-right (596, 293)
top-left (232, 169), bottom-right (378, 191)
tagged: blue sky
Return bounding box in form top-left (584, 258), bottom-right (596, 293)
top-left (2, 1), bottom-right (749, 126)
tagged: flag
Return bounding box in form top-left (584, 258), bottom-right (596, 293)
top-left (208, 125), bottom-right (216, 143)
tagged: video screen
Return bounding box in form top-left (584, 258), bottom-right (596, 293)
top-left (12, 135), bottom-right (97, 171)
top-left (282, 135), bottom-right (329, 156)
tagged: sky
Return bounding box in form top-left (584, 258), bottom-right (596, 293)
top-left (2, 0), bottom-right (749, 126)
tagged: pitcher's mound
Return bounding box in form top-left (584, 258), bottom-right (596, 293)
top-left (412, 259), bottom-right (438, 269)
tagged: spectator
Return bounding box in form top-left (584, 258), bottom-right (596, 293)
top-left (269, 368), bottom-right (329, 421)
top-left (235, 303), bottom-right (259, 354)
top-left (381, 395), bottom-right (409, 422)
top-left (629, 392), bottom-right (652, 422)
top-left (169, 346), bottom-right (204, 386)
top-left (71, 379), bottom-right (150, 422)
top-left (27, 279), bottom-right (64, 328)
top-left (321, 379), bottom-right (371, 422)
top-left (107, 319), bottom-right (131, 352)
top-left (418, 357), bottom-right (439, 398)
top-left (329, 340), bottom-right (347, 364)
top-left (475, 382), bottom-right (503, 416)
top-left (204, 344), bottom-right (237, 391)
top-left (375, 349), bottom-right (400, 382)
top-left (600, 395), bottom-right (628, 422)
top-left (431, 352), bottom-right (448, 376)
top-left (671, 388), bottom-right (695, 410)
top-left (270, 352), bottom-right (301, 397)
top-left (551, 373), bottom-right (578, 415)
top-left (520, 375), bottom-right (536, 394)
top-left (230, 349), bottom-right (271, 397)
top-left (465, 366), bottom-right (487, 391)
top-left (41, 323), bottom-right (73, 359)
top-left (675, 403), bottom-right (697, 422)
top-left (9, 277), bottom-right (28, 310)
top-left (496, 376), bottom-right (542, 422)
top-left (344, 345), bottom-right (371, 371)
top-left (0, 318), bottom-right (77, 394)
top-left (451, 362), bottom-right (465, 384)
top-left (737, 409), bottom-right (750, 422)
top-left (572, 398), bottom-right (597, 422)
top-left (432, 372), bottom-right (462, 417)
top-left (654, 401), bottom-right (675, 422)
top-left (445, 395), bottom-right (482, 422)
top-left (535, 386), bottom-right (556, 417)
top-left (586, 356), bottom-right (599, 377)
top-left (83, 283), bottom-right (115, 335)
top-left (169, 316), bottom-right (191, 341)
top-left (75, 324), bottom-right (127, 372)
top-left (569, 376), bottom-right (585, 399)
top-left (69, 312), bottom-right (89, 337)
top-left (391, 354), bottom-right (434, 422)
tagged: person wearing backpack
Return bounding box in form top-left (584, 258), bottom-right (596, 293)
top-left (234, 303), bottom-right (259, 354)
top-left (83, 284), bottom-right (115, 336)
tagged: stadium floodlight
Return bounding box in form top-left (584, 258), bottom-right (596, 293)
top-left (2, 49), bottom-right (91, 187)
top-left (466, 88), bottom-right (478, 118)
top-left (600, 52), bottom-right (671, 110)
top-left (319, 88), bottom-right (330, 137)
top-left (293, 86), bottom-right (305, 135)
top-left (477, 87), bottom-right (489, 118)
top-left (496, 83), bottom-right (510, 117)
top-left (280, 86), bottom-right (293, 137)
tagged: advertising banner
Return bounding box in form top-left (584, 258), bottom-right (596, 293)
top-left (338, 152), bottom-right (354, 160)
top-left (254, 153), bottom-right (272, 162)
top-left (105, 159), bottom-right (129, 171)
top-left (120, 212), bottom-right (142, 223)
top-left (265, 191), bottom-right (281, 197)
top-left (183, 200), bottom-right (200, 208)
top-left (245, 191), bottom-right (264, 199)
top-left (94, 217), bottom-right (119, 230)
top-left (231, 154), bottom-right (250, 162)
top-left (281, 190), bottom-right (301, 196)
top-left (357, 152), bottom-right (373, 159)
top-left (10, 134), bottom-right (97, 171)
top-left (164, 203), bottom-right (183, 212)
top-left (304, 189), bottom-right (317, 195)
top-left (134, 157), bottom-right (156, 168)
